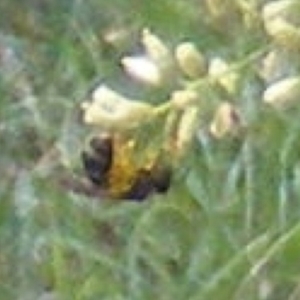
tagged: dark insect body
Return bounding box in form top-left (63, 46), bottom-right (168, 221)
top-left (81, 135), bottom-right (171, 201)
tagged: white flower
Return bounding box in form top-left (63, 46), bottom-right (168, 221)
top-left (263, 77), bottom-right (300, 109)
top-left (262, 0), bottom-right (300, 50)
top-left (175, 42), bottom-right (207, 78)
top-left (82, 85), bottom-right (154, 130)
top-left (209, 57), bottom-right (239, 94)
top-left (142, 28), bottom-right (170, 62)
top-left (210, 102), bottom-right (241, 138)
top-left (121, 56), bottom-right (162, 86)
top-left (262, 0), bottom-right (295, 21)
top-left (170, 90), bottom-right (199, 110)
top-left (140, 28), bottom-right (175, 83)
top-left (176, 106), bottom-right (199, 155)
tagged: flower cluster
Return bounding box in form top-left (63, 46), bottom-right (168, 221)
top-left (81, 28), bottom-right (242, 162)
top-left (81, 28), bottom-right (208, 160)
top-left (261, 0), bottom-right (300, 109)
top-left (80, 0), bottom-right (300, 199)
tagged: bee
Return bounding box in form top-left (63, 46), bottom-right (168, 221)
top-left (81, 134), bottom-right (172, 201)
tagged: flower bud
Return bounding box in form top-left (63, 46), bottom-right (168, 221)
top-left (81, 85), bottom-right (154, 130)
top-left (142, 28), bottom-right (170, 62)
top-left (263, 77), bottom-right (300, 109)
top-left (263, 0), bottom-right (300, 51)
top-left (141, 28), bottom-right (174, 84)
top-left (262, 0), bottom-right (295, 21)
top-left (236, 0), bottom-right (260, 29)
top-left (103, 27), bottom-right (130, 48)
top-left (121, 56), bottom-right (162, 86)
top-left (176, 106), bottom-right (199, 156)
top-left (170, 89), bottom-right (199, 110)
top-left (259, 50), bottom-right (293, 84)
top-left (210, 102), bottom-right (241, 138)
top-left (209, 57), bottom-right (239, 94)
top-left (264, 17), bottom-right (300, 51)
top-left (175, 42), bottom-right (207, 78)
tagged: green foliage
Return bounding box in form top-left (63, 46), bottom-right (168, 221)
top-left (1, 0), bottom-right (300, 299)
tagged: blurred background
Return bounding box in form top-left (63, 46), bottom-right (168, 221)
top-left (1, 0), bottom-right (300, 299)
